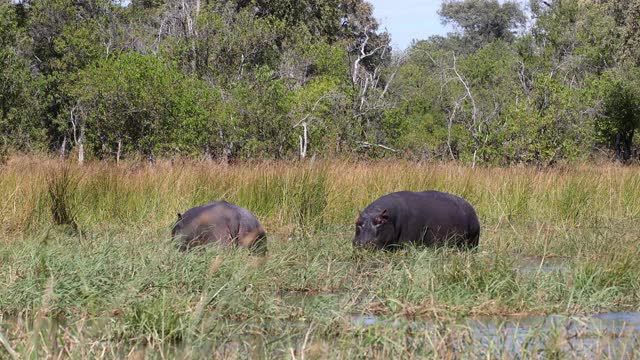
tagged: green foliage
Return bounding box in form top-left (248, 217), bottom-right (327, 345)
top-left (185, 4), bottom-right (284, 83)
top-left (289, 75), bottom-right (352, 156)
top-left (385, 42), bottom-right (454, 158)
top-left (0, 0), bottom-right (639, 162)
top-left (250, 0), bottom-right (344, 42)
top-left (24, 0), bottom-right (125, 150)
top-left (70, 52), bottom-right (225, 158)
top-left (455, 40), bottom-right (522, 163)
top-left (439, 0), bottom-right (526, 51)
top-left (595, 68), bottom-right (640, 161)
top-left (0, 3), bottom-right (44, 150)
top-left (499, 74), bottom-right (595, 164)
top-left (225, 67), bottom-right (296, 158)
top-left (603, 0), bottom-right (640, 66)
top-left (384, 0), bottom-right (634, 165)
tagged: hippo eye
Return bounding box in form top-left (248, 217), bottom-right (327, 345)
top-left (374, 217), bottom-right (382, 225)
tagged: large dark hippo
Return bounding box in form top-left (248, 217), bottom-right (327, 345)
top-left (353, 191), bottom-right (480, 250)
top-left (171, 201), bottom-right (266, 252)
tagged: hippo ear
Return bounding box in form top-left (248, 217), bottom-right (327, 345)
top-left (354, 212), bottom-right (362, 225)
top-left (374, 209), bottom-right (388, 225)
top-left (177, 212), bottom-right (182, 220)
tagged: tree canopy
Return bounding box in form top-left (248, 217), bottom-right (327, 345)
top-left (439, 0), bottom-right (526, 51)
top-left (0, 0), bottom-right (638, 164)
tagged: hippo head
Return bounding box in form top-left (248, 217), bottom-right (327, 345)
top-left (171, 213), bottom-right (187, 251)
top-left (171, 213), bottom-right (183, 236)
top-left (352, 208), bottom-right (394, 249)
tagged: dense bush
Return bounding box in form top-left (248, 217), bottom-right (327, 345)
top-left (0, 0), bottom-right (639, 164)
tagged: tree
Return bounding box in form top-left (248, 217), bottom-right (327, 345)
top-left (600, 0), bottom-right (640, 66)
top-left (439, 0), bottom-right (526, 52)
top-left (388, 39), bottom-right (525, 165)
top-left (596, 69), bottom-right (640, 162)
top-left (2, 0), bottom-right (638, 163)
top-left (26, 0), bottom-right (128, 153)
top-left (0, 1), bottom-right (44, 151)
top-left (70, 52), bottom-right (224, 162)
top-left (379, 43), bottom-right (451, 160)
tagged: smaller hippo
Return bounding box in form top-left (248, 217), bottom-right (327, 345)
top-left (353, 191), bottom-right (480, 250)
top-left (171, 201), bottom-right (266, 253)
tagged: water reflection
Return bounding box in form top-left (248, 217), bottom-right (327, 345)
top-left (353, 312), bottom-right (640, 357)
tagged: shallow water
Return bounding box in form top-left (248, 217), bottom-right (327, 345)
top-left (4, 309), bottom-right (640, 357)
top-left (353, 312), bottom-right (640, 357)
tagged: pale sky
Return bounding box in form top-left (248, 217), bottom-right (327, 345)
top-left (368, 0), bottom-right (453, 51)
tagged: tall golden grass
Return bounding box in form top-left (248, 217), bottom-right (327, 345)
top-left (2, 156), bottom-right (640, 358)
top-left (1, 155), bottom-right (639, 238)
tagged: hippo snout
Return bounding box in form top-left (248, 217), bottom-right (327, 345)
top-left (352, 237), bottom-right (365, 247)
top-left (352, 237), bottom-right (380, 249)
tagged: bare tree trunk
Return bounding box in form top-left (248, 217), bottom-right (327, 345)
top-left (447, 103), bottom-right (459, 161)
top-left (203, 145), bottom-right (213, 162)
top-left (359, 75), bottom-right (369, 111)
top-left (60, 136), bottom-right (67, 159)
top-left (77, 130), bottom-right (84, 165)
top-left (70, 106), bottom-right (85, 165)
top-left (351, 26), bottom-right (384, 86)
top-left (101, 141), bottom-right (107, 160)
top-left (116, 138), bottom-right (122, 165)
top-left (219, 128), bottom-right (232, 165)
top-left (298, 121), bottom-right (308, 159)
top-left (379, 55), bottom-right (403, 100)
top-left (192, 0), bottom-right (201, 73)
top-left (452, 53), bottom-right (481, 168)
top-left (472, 149), bottom-right (478, 168)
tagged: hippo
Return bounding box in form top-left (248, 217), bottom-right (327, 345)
top-left (171, 201), bottom-right (266, 253)
top-left (353, 191), bottom-right (480, 250)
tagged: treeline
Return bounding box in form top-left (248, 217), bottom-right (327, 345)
top-left (1, 0), bottom-right (639, 165)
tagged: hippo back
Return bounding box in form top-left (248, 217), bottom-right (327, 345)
top-left (172, 201), bottom-right (266, 252)
top-left (415, 191), bottom-right (480, 248)
top-left (354, 190), bottom-right (480, 250)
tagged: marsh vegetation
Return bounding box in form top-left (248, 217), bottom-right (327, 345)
top-left (1, 158), bottom-right (639, 358)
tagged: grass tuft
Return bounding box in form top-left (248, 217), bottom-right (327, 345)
top-left (46, 165), bottom-right (79, 232)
